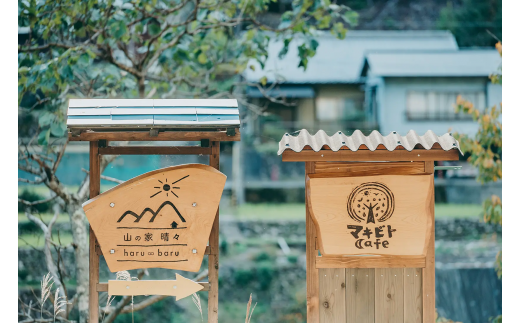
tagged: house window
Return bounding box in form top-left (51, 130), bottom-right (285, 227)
top-left (316, 97), bottom-right (364, 121)
top-left (406, 91), bottom-right (485, 120)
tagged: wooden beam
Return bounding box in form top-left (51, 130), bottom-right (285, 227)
top-left (306, 162), bottom-right (320, 323)
top-left (316, 256), bottom-right (426, 269)
top-left (282, 148), bottom-right (459, 162)
top-left (423, 161), bottom-right (436, 323)
top-left (89, 141), bottom-right (101, 323)
top-left (314, 161), bottom-right (426, 176)
top-left (68, 129), bottom-right (240, 142)
top-left (98, 146), bottom-right (211, 155)
top-left (97, 282), bottom-right (210, 292)
top-left (208, 141), bottom-right (220, 323)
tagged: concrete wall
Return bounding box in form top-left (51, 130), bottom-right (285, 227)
top-left (376, 77), bottom-right (500, 136)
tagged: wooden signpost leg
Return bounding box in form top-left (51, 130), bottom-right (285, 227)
top-left (423, 161), bottom-right (435, 323)
top-left (89, 141), bottom-right (101, 323)
top-left (305, 162), bottom-right (320, 323)
top-left (208, 141), bottom-right (220, 323)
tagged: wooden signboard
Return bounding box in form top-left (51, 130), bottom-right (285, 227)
top-left (83, 164), bottom-right (226, 272)
top-left (307, 174), bottom-right (433, 257)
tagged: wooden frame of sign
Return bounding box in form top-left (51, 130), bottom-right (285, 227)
top-left (71, 128), bottom-right (240, 323)
top-left (282, 146), bottom-right (459, 323)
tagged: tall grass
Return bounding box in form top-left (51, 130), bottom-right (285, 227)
top-left (40, 273), bottom-right (54, 319)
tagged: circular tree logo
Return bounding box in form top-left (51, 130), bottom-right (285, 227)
top-left (347, 182), bottom-right (395, 224)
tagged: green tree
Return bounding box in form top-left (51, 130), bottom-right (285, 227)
top-left (437, 0), bottom-right (502, 47)
top-left (453, 41), bottom-right (502, 323)
top-left (18, 1), bottom-right (357, 322)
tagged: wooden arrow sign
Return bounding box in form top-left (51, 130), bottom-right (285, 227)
top-left (83, 164), bottom-right (226, 272)
top-left (108, 274), bottom-right (204, 301)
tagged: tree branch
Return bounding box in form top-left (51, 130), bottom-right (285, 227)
top-left (81, 168), bottom-right (124, 184)
top-left (18, 195), bottom-right (57, 206)
top-left (25, 207), bottom-right (68, 305)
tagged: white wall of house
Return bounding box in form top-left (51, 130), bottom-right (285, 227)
top-left (376, 77), bottom-right (500, 136)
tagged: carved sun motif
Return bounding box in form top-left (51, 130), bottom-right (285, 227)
top-left (150, 175), bottom-right (189, 198)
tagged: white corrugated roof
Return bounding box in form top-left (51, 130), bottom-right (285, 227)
top-left (363, 50), bottom-right (501, 77)
top-left (278, 129), bottom-right (462, 155)
top-left (243, 30), bottom-right (458, 84)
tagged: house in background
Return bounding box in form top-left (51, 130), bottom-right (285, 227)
top-left (243, 30), bottom-right (501, 138)
top-left (238, 30), bottom-right (501, 204)
top-left (362, 49), bottom-right (502, 136)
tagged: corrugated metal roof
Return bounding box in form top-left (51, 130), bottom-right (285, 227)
top-left (278, 129), bottom-right (462, 155)
top-left (363, 50), bottom-right (501, 77)
top-left (67, 99), bottom-right (240, 129)
top-left (244, 30), bottom-right (458, 84)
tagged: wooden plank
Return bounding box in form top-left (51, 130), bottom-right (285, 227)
top-left (404, 268), bottom-right (423, 323)
top-left (346, 268), bottom-right (375, 323)
top-left (98, 281), bottom-right (210, 292)
top-left (306, 162), bottom-right (320, 323)
top-left (107, 275), bottom-right (203, 300)
top-left (423, 162), bottom-right (435, 323)
top-left (319, 268), bottom-right (346, 323)
top-left (99, 146), bottom-right (211, 155)
top-left (89, 141), bottom-right (101, 323)
top-left (316, 256), bottom-right (425, 269)
top-left (208, 141), bottom-right (220, 323)
top-left (307, 174), bottom-right (433, 257)
top-left (68, 129), bottom-right (241, 142)
top-left (314, 162), bottom-right (426, 176)
top-left (375, 268), bottom-right (404, 323)
top-left (82, 164), bottom-right (226, 273)
top-left (282, 149), bottom-right (459, 162)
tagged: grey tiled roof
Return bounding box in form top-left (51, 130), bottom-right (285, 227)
top-left (277, 129), bottom-right (462, 155)
top-left (244, 30), bottom-right (458, 84)
top-left (67, 99), bottom-right (240, 130)
top-left (364, 49), bottom-right (501, 77)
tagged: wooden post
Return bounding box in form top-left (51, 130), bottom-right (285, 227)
top-left (89, 141), bottom-right (101, 323)
top-left (208, 141), bottom-right (220, 322)
top-left (423, 161), bottom-right (435, 323)
top-left (305, 162), bottom-right (320, 323)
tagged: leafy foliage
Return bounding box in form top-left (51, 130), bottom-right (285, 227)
top-left (452, 42), bottom-right (502, 280)
top-left (437, 0), bottom-right (502, 47)
top-left (18, 0), bottom-right (357, 145)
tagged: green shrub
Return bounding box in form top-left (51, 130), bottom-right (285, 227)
top-left (18, 189), bottom-right (52, 213)
top-left (254, 251), bottom-right (272, 262)
top-left (287, 254), bottom-right (299, 264)
top-left (256, 264), bottom-right (274, 291)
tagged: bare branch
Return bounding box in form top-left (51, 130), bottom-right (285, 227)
top-left (25, 207), bottom-right (67, 303)
top-left (19, 177), bottom-right (45, 185)
top-left (18, 195), bottom-right (57, 206)
top-left (81, 168), bottom-right (124, 184)
top-left (52, 141), bottom-right (68, 173)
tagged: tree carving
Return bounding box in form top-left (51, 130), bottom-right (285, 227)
top-left (347, 182), bottom-right (394, 224)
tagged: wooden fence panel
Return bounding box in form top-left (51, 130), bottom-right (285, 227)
top-left (319, 268), bottom-right (346, 323)
top-left (404, 268), bottom-right (423, 323)
top-left (346, 268), bottom-right (375, 323)
top-left (375, 268), bottom-right (404, 323)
